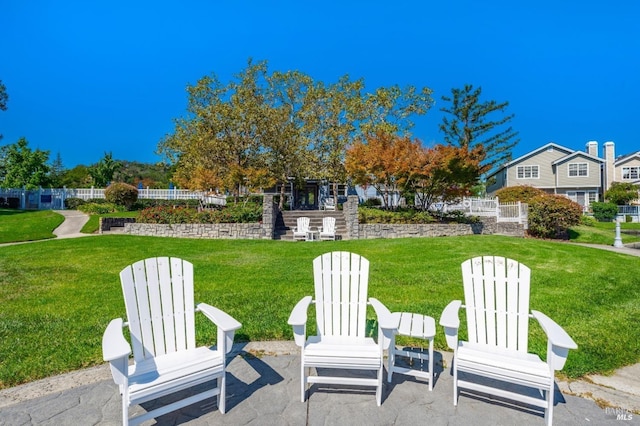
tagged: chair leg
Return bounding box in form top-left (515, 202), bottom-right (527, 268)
top-left (218, 374), bottom-right (226, 414)
top-left (452, 359), bottom-right (458, 406)
top-left (122, 396), bottom-right (129, 426)
top-left (428, 339), bottom-right (434, 391)
top-left (387, 336), bottom-right (396, 383)
top-left (376, 364), bottom-right (383, 406)
top-left (545, 380), bottom-right (554, 426)
top-left (300, 362), bottom-right (307, 403)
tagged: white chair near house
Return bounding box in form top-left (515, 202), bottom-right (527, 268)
top-left (318, 216), bottom-right (336, 240)
top-left (102, 257), bottom-right (241, 425)
top-left (292, 217), bottom-right (311, 241)
top-left (439, 256), bottom-right (577, 426)
top-left (322, 198), bottom-right (336, 211)
top-left (288, 251), bottom-right (395, 405)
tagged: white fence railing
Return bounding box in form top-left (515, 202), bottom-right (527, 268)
top-left (0, 187), bottom-right (227, 210)
top-left (434, 197), bottom-right (528, 225)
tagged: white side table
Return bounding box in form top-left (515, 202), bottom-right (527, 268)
top-left (388, 312), bottom-right (436, 390)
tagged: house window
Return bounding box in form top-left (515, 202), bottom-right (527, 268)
top-left (568, 162), bottom-right (588, 177)
top-left (516, 165), bottom-right (539, 179)
top-left (622, 167), bottom-right (640, 180)
top-left (588, 192), bottom-right (598, 204)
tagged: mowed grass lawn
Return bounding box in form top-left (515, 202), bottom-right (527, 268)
top-left (0, 234), bottom-right (639, 389)
top-left (0, 209), bottom-right (64, 243)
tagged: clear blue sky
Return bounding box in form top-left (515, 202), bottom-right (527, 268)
top-left (1, 1), bottom-right (638, 168)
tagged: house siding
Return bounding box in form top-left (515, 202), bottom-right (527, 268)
top-left (615, 156), bottom-right (640, 182)
top-left (555, 156), bottom-right (602, 188)
top-left (506, 147), bottom-right (571, 188)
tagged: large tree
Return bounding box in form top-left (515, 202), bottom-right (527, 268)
top-left (89, 152), bottom-right (122, 187)
top-left (408, 144), bottom-right (484, 210)
top-left (439, 84), bottom-right (519, 175)
top-left (159, 60), bottom-right (269, 198)
top-left (159, 59), bottom-right (434, 203)
top-left (346, 132), bottom-right (422, 209)
top-left (0, 138), bottom-right (51, 189)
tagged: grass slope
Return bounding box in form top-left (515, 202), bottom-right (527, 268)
top-left (0, 235), bottom-right (639, 389)
top-left (0, 209), bottom-right (64, 243)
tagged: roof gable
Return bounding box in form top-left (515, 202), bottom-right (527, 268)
top-left (552, 151), bottom-right (604, 165)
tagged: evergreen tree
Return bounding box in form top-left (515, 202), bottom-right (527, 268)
top-left (440, 84), bottom-right (519, 175)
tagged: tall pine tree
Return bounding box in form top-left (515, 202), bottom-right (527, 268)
top-left (439, 84), bottom-right (519, 175)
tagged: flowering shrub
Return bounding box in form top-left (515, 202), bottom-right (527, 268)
top-left (527, 195), bottom-right (582, 239)
top-left (105, 182), bottom-right (138, 209)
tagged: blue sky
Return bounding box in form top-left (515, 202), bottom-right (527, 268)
top-left (1, 1), bottom-right (638, 168)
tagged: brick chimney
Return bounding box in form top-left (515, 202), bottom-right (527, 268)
top-left (603, 141), bottom-right (615, 191)
top-left (586, 140), bottom-right (598, 157)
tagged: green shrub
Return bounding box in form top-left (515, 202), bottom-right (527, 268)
top-left (131, 198), bottom-right (199, 210)
top-left (495, 185), bottom-right (546, 203)
top-left (591, 202), bottom-right (618, 222)
top-left (64, 197), bottom-right (86, 209)
top-left (358, 207), bottom-right (435, 224)
top-left (362, 198), bottom-right (382, 207)
top-left (78, 202), bottom-right (125, 214)
top-left (137, 203), bottom-right (263, 224)
top-left (580, 215), bottom-right (598, 226)
top-left (105, 182), bottom-right (138, 210)
top-left (528, 195), bottom-right (583, 239)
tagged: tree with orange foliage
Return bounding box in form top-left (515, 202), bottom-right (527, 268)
top-left (345, 131), bottom-right (422, 209)
top-left (408, 144), bottom-right (485, 210)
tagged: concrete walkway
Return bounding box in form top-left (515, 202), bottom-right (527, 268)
top-left (0, 212), bottom-right (638, 424)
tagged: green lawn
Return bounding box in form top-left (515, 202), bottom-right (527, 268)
top-left (569, 221), bottom-right (640, 245)
top-left (0, 234), bottom-right (639, 389)
top-left (0, 209), bottom-right (65, 243)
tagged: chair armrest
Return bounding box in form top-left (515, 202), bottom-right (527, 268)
top-left (439, 300), bottom-right (462, 350)
top-left (197, 303), bottom-right (242, 332)
top-left (102, 318), bottom-right (131, 362)
top-left (369, 298), bottom-right (397, 350)
top-left (288, 296), bottom-right (313, 347)
top-left (532, 310), bottom-right (577, 370)
top-left (198, 303), bottom-right (242, 354)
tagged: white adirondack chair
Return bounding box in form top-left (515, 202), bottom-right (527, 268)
top-left (439, 256), bottom-right (577, 426)
top-left (318, 216), bottom-right (336, 240)
top-left (102, 257), bottom-right (242, 425)
top-left (288, 251), bottom-right (395, 405)
top-left (292, 216), bottom-right (311, 241)
top-left (322, 198), bottom-right (336, 211)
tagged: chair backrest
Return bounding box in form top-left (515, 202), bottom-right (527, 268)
top-left (120, 257), bottom-right (196, 362)
top-left (324, 198), bottom-right (336, 210)
top-left (461, 256), bottom-right (531, 353)
top-left (322, 216), bottom-right (336, 233)
top-left (313, 252), bottom-right (369, 338)
top-left (297, 217), bottom-right (310, 232)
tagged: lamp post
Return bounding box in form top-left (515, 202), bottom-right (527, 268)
top-left (613, 218), bottom-right (624, 248)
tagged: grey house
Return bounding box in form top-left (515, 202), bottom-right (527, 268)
top-left (486, 142), bottom-right (605, 210)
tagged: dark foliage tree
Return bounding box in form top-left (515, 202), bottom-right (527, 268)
top-left (440, 84), bottom-right (519, 175)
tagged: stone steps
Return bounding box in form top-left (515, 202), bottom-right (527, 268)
top-left (275, 211), bottom-right (346, 240)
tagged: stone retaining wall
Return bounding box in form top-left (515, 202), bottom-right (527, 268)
top-left (358, 217), bottom-right (524, 239)
top-left (125, 223), bottom-right (269, 239)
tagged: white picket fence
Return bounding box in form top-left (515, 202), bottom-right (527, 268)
top-left (0, 187), bottom-right (227, 210)
top-left (436, 197), bottom-right (528, 225)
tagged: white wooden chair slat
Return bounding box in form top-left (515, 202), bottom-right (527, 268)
top-left (319, 216), bottom-right (336, 240)
top-left (439, 256), bottom-right (577, 426)
top-left (145, 258), bottom-right (166, 357)
top-left (133, 260), bottom-right (155, 360)
top-left (288, 251), bottom-right (391, 406)
top-left (293, 217), bottom-right (311, 241)
top-left (158, 258), bottom-right (177, 354)
top-left (102, 257), bottom-right (241, 425)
